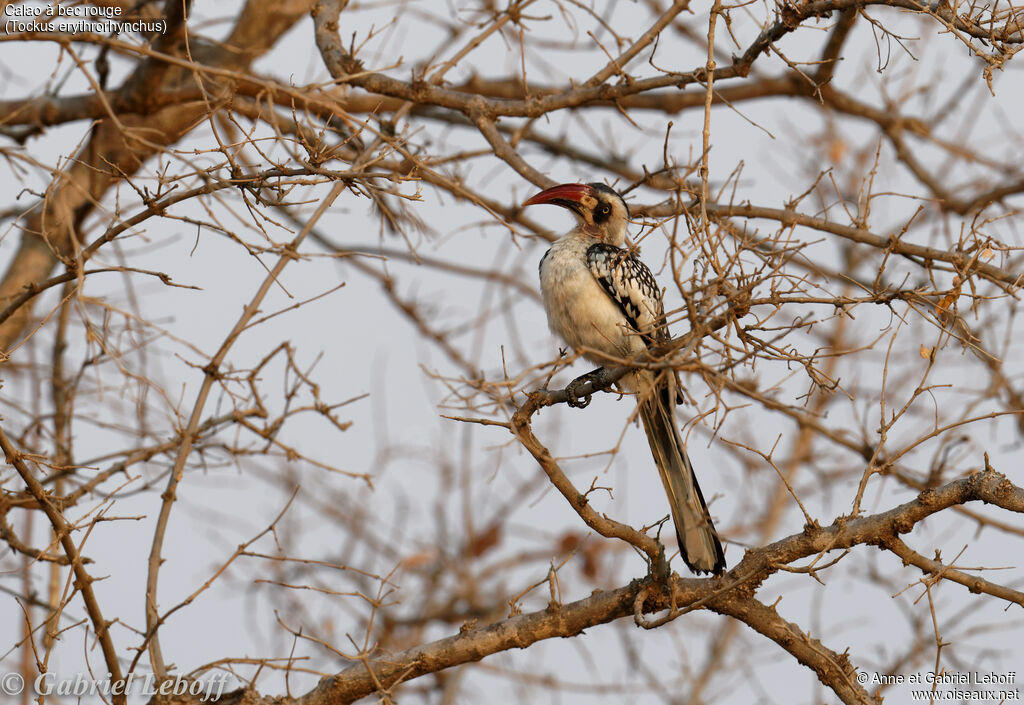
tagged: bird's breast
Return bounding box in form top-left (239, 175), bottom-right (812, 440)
top-left (539, 236), bottom-right (644, 363)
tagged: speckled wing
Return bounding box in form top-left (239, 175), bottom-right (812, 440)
top-left (586, 243), bottom-right (665, 346)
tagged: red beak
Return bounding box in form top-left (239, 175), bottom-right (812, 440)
top-left (522, 183), bottom-right (594, 208)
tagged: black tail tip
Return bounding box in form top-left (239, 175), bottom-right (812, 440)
top-left (680, 544), bottom-right (727, 576)
top-left (685, 561), bottom-right (727, 577)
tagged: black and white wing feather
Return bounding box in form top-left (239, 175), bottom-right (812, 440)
top-left (586, 243), bottom-right (665, 346)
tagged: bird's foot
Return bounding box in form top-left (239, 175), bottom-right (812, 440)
top-left (565, 368), bottom-right (604, 409)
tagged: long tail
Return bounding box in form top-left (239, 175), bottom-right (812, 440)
top-left (638, 387), bottom-right (726, 575)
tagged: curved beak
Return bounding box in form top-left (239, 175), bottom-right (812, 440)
top-left (522, 183), bottom-right (594, 215)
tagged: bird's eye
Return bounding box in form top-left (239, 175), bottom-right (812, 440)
top-left (599, 204), bottom-right (610, 215)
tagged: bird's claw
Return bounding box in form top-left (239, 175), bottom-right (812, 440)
top-left (565, 378), bottom-right (592, 409)
top-left (564, 367), bottom-right (605, 409)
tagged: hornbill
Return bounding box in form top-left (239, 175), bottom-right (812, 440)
top-left (524, 182), bottom-right (726, 576)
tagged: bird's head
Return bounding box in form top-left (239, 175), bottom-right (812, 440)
top-left (523, 182), bottom-right (630, 246)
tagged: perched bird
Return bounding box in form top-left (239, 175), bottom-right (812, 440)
top-left (524, 182), bottom-right (726, 575)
